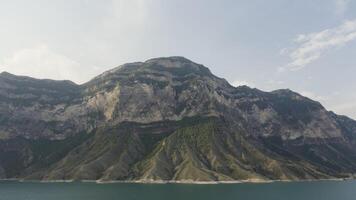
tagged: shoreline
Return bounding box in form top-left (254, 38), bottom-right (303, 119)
top-left (0, 178), bottom-right (353, 185)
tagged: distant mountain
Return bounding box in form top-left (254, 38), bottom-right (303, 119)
top-left (0, 57), bottom-right (356, 182)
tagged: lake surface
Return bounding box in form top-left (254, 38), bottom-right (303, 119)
top-left (0, 180), bottom-right (355, 200)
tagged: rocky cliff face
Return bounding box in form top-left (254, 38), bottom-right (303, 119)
top-left (0, 57), bottom-right (355, 181)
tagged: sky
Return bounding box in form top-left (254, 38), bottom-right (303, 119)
top-left (0, 0), bottom-right (355, 119)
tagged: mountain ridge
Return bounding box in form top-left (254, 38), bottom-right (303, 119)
top-left (0, 56), bottom-right (355, 181)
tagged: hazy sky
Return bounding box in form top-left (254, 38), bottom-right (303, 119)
top-left (0, 0), bottom-right (355, 118)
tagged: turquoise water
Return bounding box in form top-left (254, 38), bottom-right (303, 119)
top-left (0, 180), bottom-right (355, 200)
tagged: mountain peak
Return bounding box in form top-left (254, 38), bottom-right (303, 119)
top-left (145, 56), bottom-right (193, 65)
top-left (88, 56), bottom-right (215, 86)
top-left (144, 56), bottom-right (211, 75)
top-left (271, 89), bottom-right (297, 95)
top-left (0, 71), bottom-right (15, 77)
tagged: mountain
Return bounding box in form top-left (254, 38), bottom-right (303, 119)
top-left (0, 56), bottom-right (356, 182)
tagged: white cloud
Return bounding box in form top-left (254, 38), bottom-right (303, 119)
top-left (231, 80), bottom-right (253, 87)
top-left (334, 0), bottom-right (350, 16)
top-left (282, 19), bottom-right (356, 71)
top-left (0, 45), bottom-right (92, 83)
